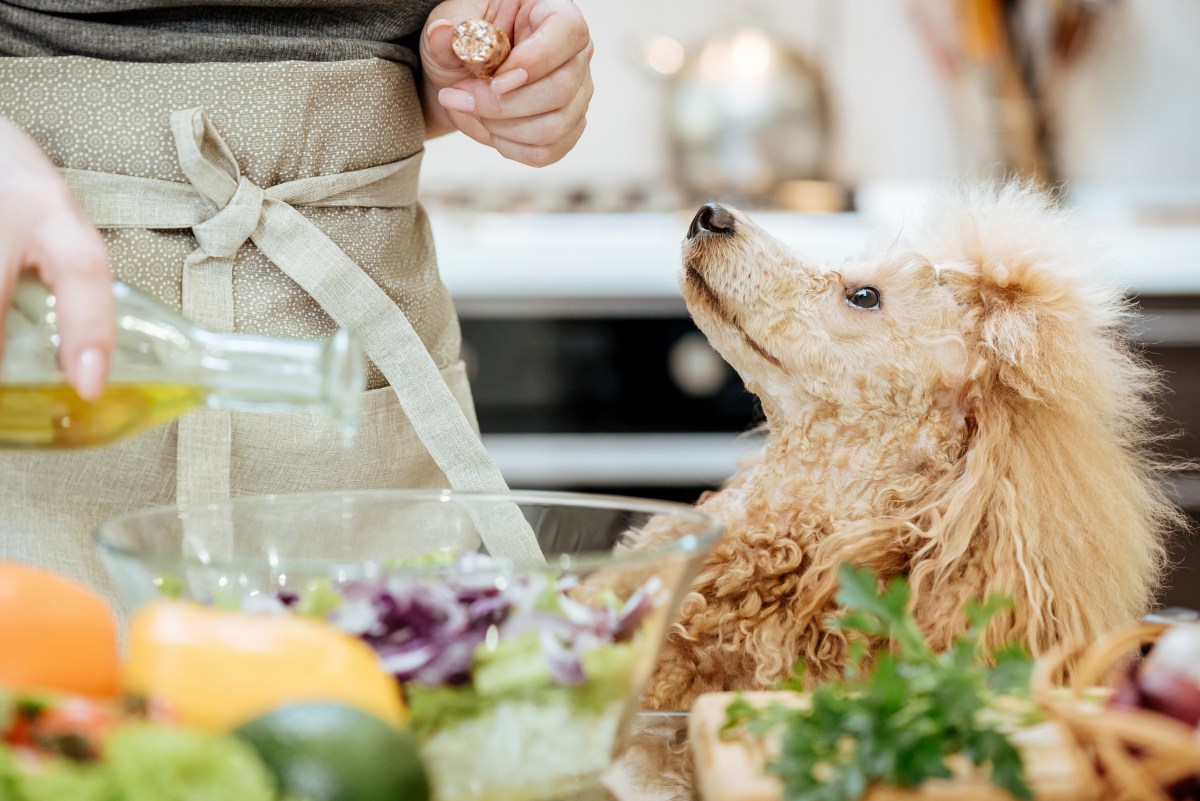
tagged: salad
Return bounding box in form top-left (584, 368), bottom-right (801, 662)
top-left (0, 558), bottom-right (432, 801)
top-left (235, 553), bottom-right (664, 801)
top-left (0, 693), bottom-right (279, 801)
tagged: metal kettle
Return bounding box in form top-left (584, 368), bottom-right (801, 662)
top-left (665, 25), bottom-right (831, 206)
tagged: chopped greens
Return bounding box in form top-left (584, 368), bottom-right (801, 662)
top-left (380, 552), bottom-right (459, 570)
top-left (153, 574), bottom-right (184, 599)
top-left (723, 564), bottom-right (1035, 801)
top-left (0, 726), bottom-right (278, 801)
top-left (291, 580), bottom-right (342, 619)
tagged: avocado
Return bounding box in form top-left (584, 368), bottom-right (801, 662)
top-left (235, 702), bottom-right (429, 801)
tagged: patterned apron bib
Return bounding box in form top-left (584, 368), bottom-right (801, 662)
top-left (0, 56), bottom-right (540, 601)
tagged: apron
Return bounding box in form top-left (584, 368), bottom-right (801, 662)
top-left (0, 56), bottom-right (540, 600)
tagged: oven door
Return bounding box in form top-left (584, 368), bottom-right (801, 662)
top-left (461, 307), bottom-right (764, 503)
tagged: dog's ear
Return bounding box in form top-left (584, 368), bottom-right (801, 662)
top-left (918, 185), bottom-right (1128, 406)
top-left (898, 256), bottom-right (941, 289)
top-left (965, 258), bottom-right (1117, 406)
top-left (894, 257), bottom-right (973, 392)
top-left (892, 183), bottom-right (1177, 654)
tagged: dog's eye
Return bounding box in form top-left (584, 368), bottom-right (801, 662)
top-left (846, 287), bottom-right (881, 310)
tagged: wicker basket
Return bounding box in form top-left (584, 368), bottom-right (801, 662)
top-left (1031, 622), bottom-right (1200, 801)
top-left (688, 622), bottom-right (1200, 801)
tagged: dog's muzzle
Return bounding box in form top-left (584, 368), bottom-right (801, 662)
top-left (687, 202), bottom-right (736, 239)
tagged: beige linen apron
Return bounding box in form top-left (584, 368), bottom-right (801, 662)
top-left (0, 56), bottom-right (539, 599)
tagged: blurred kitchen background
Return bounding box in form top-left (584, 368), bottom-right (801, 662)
top-left (417, 0), bottom-right (1200, 608)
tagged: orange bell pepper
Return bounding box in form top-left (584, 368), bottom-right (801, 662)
top-left (0, 562), bottom-right (120, 697)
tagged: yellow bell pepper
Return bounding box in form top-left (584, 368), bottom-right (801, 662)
top-left (123, 600), bottom-right (405, 730)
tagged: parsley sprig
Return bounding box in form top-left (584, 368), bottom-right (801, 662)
top-left (722, 564), bottom-right (1036, 801)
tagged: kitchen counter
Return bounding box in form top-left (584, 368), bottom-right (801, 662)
top-left (480, 432), bottom-right (765, 488)
top-left (430, 211), bottom-right (1200, 316)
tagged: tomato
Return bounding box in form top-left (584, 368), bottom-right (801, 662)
top-left (30, 696), bottom-right (122, 759)
top-left (2, 692), bottom-right (126, 761)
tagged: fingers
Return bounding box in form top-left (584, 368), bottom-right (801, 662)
top-left (443, 107), bottom-right (495, 150)
top-left (441, 41), bottom-right (592, 167)
top-left (453, 42), bottom-right (592, 120)
top-left (420, 0), bottom-right (594, 166)
top-left (422, 17), bottom-right (473, 78)
top-left (36, 214), bottom-right (114, 400)
top-left (445, 109), bottom-right (587, 170)
top-left (0, 115), bottom-right (114, 398)
top-left (491, 113), bottom-right (587, 168)
top-left (0, 247), bottom-right (17, 370)
top-left (22, 188), bottom-right (114, 400)
top-left (481, 68), bottom-right (592, 146)
top-left (493, 1), bottom-right (590, 90)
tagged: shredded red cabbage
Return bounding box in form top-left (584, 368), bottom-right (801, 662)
top-left (307, 555), bottom-right (660, 689)
top-left (327, 574), bottom-right (508, 686)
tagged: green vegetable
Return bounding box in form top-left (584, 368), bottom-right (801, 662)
top-left (380, 552), bottom-right (457, 570)
top-left (106, 725), bottom-right (277, 801)
top-left (578, 642), bottom-right (638, 712)
top-left (0, 746), bottom-right (21, 801)
top-left (154, 574), bottom-right (184, 599)
top-left (0, 725), bottom-right (280, 801)
top-left (473, 633), bottom-right (552, 698)
top-left (406, 684), bottom-right (493, 739)
top-left (0, 692), bottom-right (12, 736)
top-left (11, 758), bottom-right (115, 801)
top-left (408, 640), bottom-right (638, 738)
top-left (293, 580), bottom-right (342, 619)
top-left (235, 702), bottom-right (429, 801)
top-left (723, 564), bottom-right (1035, 801)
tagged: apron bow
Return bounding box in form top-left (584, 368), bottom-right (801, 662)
top-left (190, 176), bottom-right (265, 261)
top-left (59, 108), bottom-right (544, 566)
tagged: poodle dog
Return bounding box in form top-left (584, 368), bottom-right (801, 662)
top-left (627, 183), bottom-right (1181, 713)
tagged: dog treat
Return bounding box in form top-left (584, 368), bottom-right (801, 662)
top-left (452, 19), bottom-right (511, 79)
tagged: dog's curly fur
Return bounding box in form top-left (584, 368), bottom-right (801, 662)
top-left (626, 183), bottom-right (1182, 714)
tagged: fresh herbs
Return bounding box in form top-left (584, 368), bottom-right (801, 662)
top-left (723, 564), bottom-right (1036, 801)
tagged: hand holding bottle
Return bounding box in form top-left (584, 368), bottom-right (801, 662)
top-left (0, 113), bottom-right (113, 400)
top-left (2, 279), bottom-right (365, 449)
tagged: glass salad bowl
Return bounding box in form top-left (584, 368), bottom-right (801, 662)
top-left (94, 489), bottom-right (721, 801)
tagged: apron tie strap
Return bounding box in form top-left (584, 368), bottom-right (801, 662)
top-left (61, 107), bottom-right (543, 566)
top-left (169, 108), bottom-right (251, 505)
top-left (191, 177), bottom-right (264, 260)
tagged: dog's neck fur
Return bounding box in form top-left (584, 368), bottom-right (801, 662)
top-left (707, 395), bottom-right (965, 529)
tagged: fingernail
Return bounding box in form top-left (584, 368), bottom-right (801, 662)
top-left (427, 17), bottom-right (453, 39)
top-left (73, 347), bottom-right (107, 401)
top-left (491, 69), bottom-right (528, 94)
top-left (439, 88), bottom-right (476, 113)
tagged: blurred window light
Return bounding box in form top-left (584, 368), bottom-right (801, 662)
top-left (646, 36), bottom-right (686, 76)
top-left (697, 39), bottom-right (729, 82)
top-left (730, 28), bottom-right (773, 81)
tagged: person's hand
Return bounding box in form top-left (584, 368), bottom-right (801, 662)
top-left (0, 115), bottom-right (113, 400)
top-left (419, 0), bottom-right (593, 167)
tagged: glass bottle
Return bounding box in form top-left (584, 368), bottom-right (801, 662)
top-left (0, 278), bottom-right (364, 449)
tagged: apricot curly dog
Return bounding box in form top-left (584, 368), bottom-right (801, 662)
top-left (627, 183), bottom-right (1181, 713)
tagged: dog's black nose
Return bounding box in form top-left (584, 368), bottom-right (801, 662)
top-left (687, 203), bottom-right (736, 239)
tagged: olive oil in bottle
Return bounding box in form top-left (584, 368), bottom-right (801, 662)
top-left (0, 279), bottom-right (364, 449)
top-left (0, 383), bottom-right (206, 448)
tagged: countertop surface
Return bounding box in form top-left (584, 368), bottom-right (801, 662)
top-left (429, 211), bottom-right (1200, 311)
